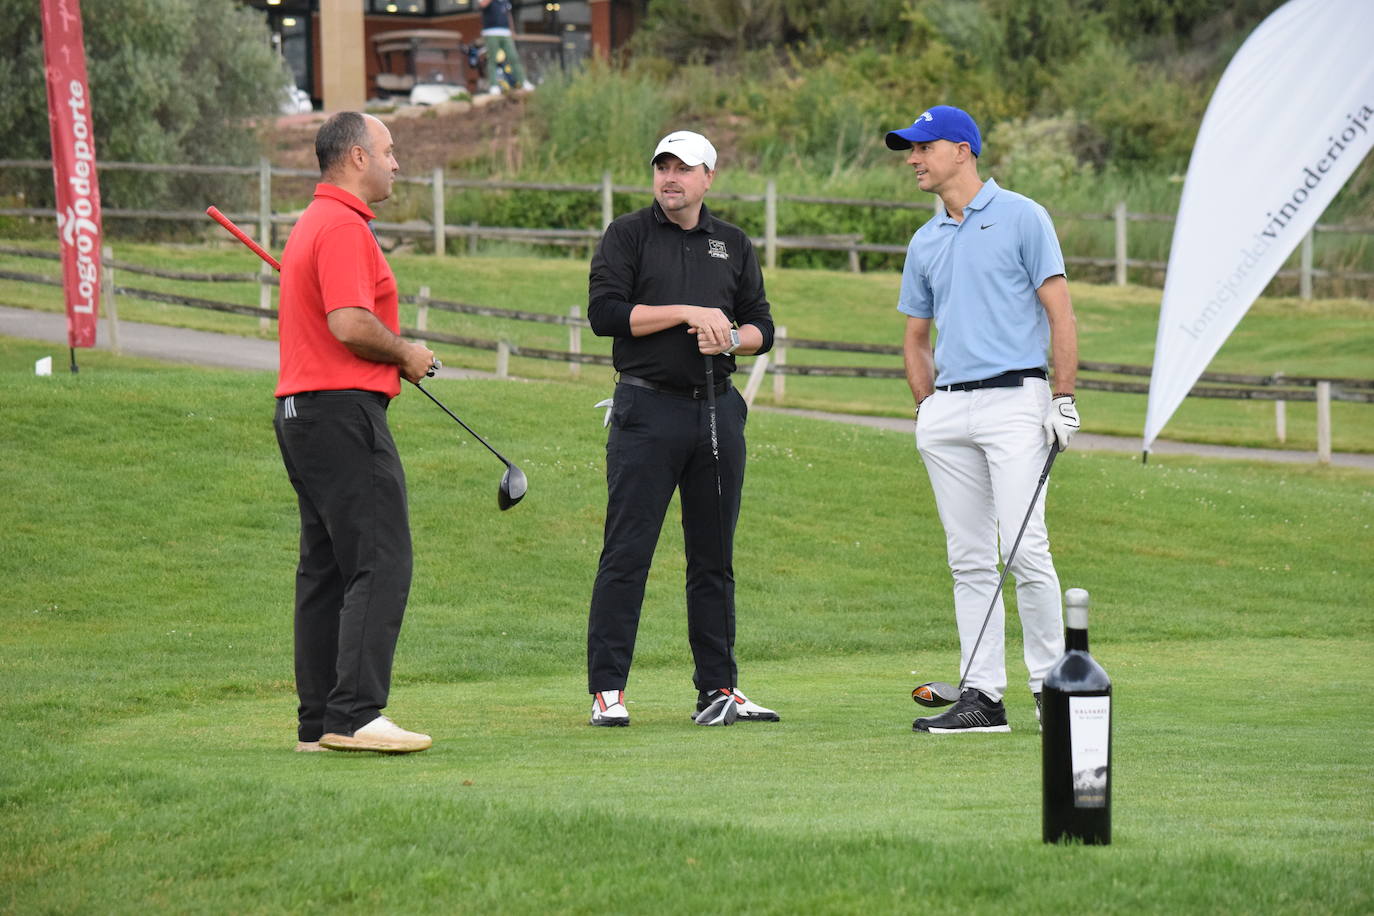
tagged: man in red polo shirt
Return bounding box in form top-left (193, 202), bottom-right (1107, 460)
top-left (273, 111), bottom-right (436, 754)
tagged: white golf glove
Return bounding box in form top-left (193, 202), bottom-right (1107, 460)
top-left (594, 397), bottom-right (613, 428)
top-left (1044, 395), bottom-right (1081, 450)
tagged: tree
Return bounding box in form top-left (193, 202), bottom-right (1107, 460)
top-left (0, 0), bottom-right (294, 225)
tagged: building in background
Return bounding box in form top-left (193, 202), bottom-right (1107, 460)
top-left (237, 0), bottom-right (647, 109)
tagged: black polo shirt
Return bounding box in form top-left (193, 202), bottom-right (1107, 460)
top-left (588, 200), bottom-right (775, 387)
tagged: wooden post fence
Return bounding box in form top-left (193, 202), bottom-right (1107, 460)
top-left (258, 156), bottom-right (274, 331)
top-left (1317, 380), bottom-right (1332, 463)
top-left (568, 304), bottom-right (582, 378)
top-left (4, 159), bottom-right (1374, 296)
top-left (100, 245), bottom-right (121, 354)
top-left (1114, 200), bottom-right (1128, 286)
top-left (1300, 229), bottom-right (1314, 301)
top-left (741, 354), bottom-right (769, 407)
top-left (415, 285), bottom-right (430, 348)
top-left (1274, 371), bottom-right (1286, 443)
top-left (765, 180), bottom-right (778, 270)
top-left (772, 325), bottom-right (787, 402)
top-left (432, 167), bottom-right (445, 256)
top-left (258, 261), bottom-right (273, 332)
top-left (601, 171), bottom-right (614, 229)
top-left (496, 339), bottom-right (511, 378)
top-left (258, 157), bottom-right (272, 250)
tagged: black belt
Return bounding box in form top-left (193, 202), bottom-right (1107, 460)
top-left (618, 373), bottom-right (731, 400)
top-left (936, 368), bottom-right (1046, 392)
top-left (278, 389), bottom-right (390, 407)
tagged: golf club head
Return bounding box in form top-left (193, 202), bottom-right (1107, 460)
top-left (498, 463), bottom-right (528, 511)
top-left (912, 681), bottom-right (961, 708)
top-left (693, 692), bottom-right (739, 726)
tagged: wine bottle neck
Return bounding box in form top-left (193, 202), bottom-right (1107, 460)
top-left (1066, 626), bottom-right (1090, 651)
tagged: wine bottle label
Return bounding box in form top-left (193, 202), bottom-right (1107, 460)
top-left (1069, 696), bottom-right (1110, 808)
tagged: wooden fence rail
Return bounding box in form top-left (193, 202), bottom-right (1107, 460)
top-left (2, 245), bottom-right (1369, 462)
top-left (4, 158), bottom-right (1374, 295)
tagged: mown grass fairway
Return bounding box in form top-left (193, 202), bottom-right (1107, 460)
top-left (2, 338), bottom-right (1372, 914)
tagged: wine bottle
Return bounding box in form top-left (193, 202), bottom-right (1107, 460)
top-left (1042, 587), bottom-right (1112, 845)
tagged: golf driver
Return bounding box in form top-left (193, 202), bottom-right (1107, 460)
top-left (408, 380), bottom-right (527, 510)
top-left (912, 442), bottom-right (1061, 708)
top-left (693, 352), bottom-right (738, 726)
top-left (205, 205), bottom-right (527, 510)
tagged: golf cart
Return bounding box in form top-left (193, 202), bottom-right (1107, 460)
top-left (371, 29), bottom-right (472, 106)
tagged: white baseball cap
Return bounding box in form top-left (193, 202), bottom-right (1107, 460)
top-left (651, 130), bottom-right (717, 171)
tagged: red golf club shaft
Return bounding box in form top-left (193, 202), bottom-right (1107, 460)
top-left (206, 206), bottom-right (281, 271)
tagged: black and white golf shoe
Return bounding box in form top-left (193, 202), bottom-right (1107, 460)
top-left (1034, 692), bottom-right (1042, 733)
top-left (694, 688), bottom-right (779, 724)
top-left (589, 690), bottom-right (629, 727)
top-left (913, 688), bottom-right (1010, 734)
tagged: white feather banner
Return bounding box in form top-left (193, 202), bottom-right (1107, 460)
top-left (1143, 0), bottom-right (1374, 453)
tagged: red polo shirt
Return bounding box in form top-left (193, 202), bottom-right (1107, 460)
top-left (274, 183), bottom-right (401, 398)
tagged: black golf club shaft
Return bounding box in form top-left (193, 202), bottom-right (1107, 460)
top-left (957, 442), bottom-right (1061, 692)
top-left (409, 379), bottom-right (515, 469)
top-left (704, 353), bottom-right (736, 708)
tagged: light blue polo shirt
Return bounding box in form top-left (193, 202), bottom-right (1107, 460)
top-left (897, 178), bottom-right (1065, 386)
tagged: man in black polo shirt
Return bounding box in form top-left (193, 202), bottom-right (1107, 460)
top-left (584, 130), bottom-right (779, 728)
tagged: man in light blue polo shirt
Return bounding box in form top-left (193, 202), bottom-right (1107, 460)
top-left (887, 105), bottom-right (1081, 734)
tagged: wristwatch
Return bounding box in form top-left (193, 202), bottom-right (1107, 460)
top-left (722, 327), bottom-right (741, 356)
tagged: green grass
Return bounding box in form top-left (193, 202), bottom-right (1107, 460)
top-left (2, 337), bottom-right (1372, 912)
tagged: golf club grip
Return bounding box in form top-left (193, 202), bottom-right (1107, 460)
top-left (206, 206), bottom-right (282, 272)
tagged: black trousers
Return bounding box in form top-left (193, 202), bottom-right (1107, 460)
top-left (587, 381), bottom-right (747, 693)
top-left (273, 390), bottom-right (412, 741)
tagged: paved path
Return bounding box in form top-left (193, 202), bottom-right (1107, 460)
top-left (0, 304), bottom-right (482, 381)
top-left (5, 304), bottom-right (1370, 469)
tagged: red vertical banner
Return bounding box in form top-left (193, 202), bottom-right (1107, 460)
top-left (41, 0), bottom-right (102, 349)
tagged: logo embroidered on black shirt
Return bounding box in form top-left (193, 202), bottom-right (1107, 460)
top-left (708, 239), bottom-right (729, 260)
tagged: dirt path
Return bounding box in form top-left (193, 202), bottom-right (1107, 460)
top-left (263, 94), bottom-right (532, 174)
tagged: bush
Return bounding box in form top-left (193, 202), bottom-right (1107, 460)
top-left (519, 59), bottom-right (678, 179)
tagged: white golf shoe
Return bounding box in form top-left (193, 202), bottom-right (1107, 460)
top-left (731, 690), bottom-right (781, 722)
top-left (589, 690), bottom-right (629, 727)
top-left (319, 716), bottom-right (432, 753)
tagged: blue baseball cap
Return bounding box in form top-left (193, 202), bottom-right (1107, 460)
top-left (885, 106), bottom-right (982, 157)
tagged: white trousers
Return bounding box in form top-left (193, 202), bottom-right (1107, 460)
top-left (915, 379), bottom-right (1064, 701)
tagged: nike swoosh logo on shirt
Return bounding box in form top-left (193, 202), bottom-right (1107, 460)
top-left (980, 223), bottom-right (995, 230)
